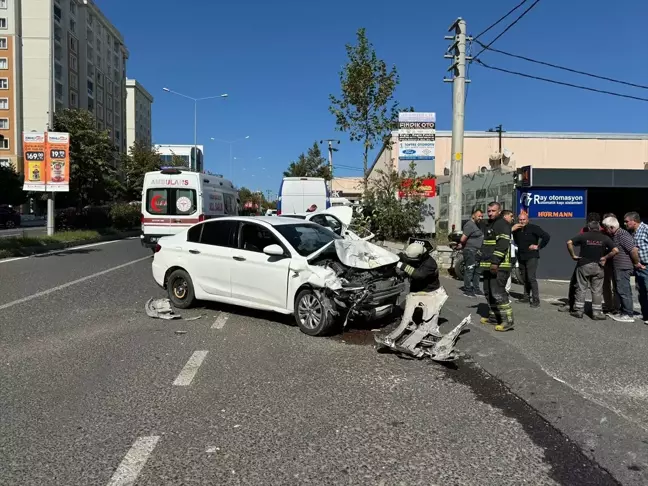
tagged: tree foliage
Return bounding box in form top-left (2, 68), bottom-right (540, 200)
top-left (0, 165), bottom-right (27, 206)
top-left (362, 162), bottom-right (429, 241)
top-left (329, 28), bottom-right (400, 186)
top-left (283, 142), bottom-right (331, 180)
top-left (53, 109), bottom-right (118, 208)
top-left (120, 141), bottom-right (162, 201)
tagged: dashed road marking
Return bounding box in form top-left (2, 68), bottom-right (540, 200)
top-left (106, 436), bottom-right (160, 486)
top-left (0, 256), bottom-right (151, 312)
top-left (211, 312), bottom-right (229, 330)
top-left (173, 350), bottom-right (208, 386)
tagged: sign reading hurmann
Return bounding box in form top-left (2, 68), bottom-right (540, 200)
top-left (397, 112), bottom-right (436, 175)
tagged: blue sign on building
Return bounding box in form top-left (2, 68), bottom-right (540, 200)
top-left (517, 189), bottom-right (586, 219)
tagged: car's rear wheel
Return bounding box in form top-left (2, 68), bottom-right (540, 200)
top-left (5, 220), bottom-right (16, 229)
top-left (294, 289), bottom-right (336, 336)
top-left (166, 269), bottom-right (196, 309)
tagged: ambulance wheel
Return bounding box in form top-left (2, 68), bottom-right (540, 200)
top-left (167, 269), bottom-right (196, 309)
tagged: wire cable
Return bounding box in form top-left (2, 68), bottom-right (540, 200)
top-left (472, 0), bottom-right (542, 63)
top-left (474, 41), bottom-right (648, 90)
top-left (473, 0), bottom-right (529, 41)
top-left (474, 59), bottom-right (648, 102)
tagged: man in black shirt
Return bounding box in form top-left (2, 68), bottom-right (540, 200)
top-left (566, 221), bottom-right (618, 319)
top-left (512, 213), bottom-right (550, 307)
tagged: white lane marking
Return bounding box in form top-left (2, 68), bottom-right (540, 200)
top-left (173, 350), bottom-right (208, 386)
top-left (106, 436), bottom-right (160, 486)
top-left (0, 256), bottom-right (151, 312)
top-left (0, 237), bottom-right (139, 264)
top-left (211, 312), bottom-right (229, 329)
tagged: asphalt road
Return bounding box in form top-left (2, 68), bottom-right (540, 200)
top-left (0, 239), bottom-right (618, 485)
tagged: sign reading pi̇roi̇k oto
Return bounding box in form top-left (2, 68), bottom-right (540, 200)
top-left (22, 131), bottom-right (70, 192)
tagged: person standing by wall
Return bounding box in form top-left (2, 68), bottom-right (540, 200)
top-left (566, 221), bottom-right (618, 320)
top-left (623, 212), bottom-right (648, 324)
top-left (512, 213), bottom-right (550, 308)
top-left (602, 216), bottom-right (640, 322)
top-left (458, 209), bottom-right (484, 297)
top-left (479, 202), bottom-right (515, 331)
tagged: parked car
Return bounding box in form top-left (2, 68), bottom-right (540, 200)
top-left (279, 206), bottom-right (373, 241)
top-left (152, 216), bottom-right (406, 336)
top-left (0, 206), bottom-right (21, 229)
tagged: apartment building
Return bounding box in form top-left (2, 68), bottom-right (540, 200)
top-left (125, 78), bottom-right (152, 151)
top-left (19, 0), bottom-right (129, 168)
top-left (0, 0), bottom-right (20, 168)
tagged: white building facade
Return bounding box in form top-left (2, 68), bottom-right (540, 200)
top-left (125, 78), bottom-right (152, 151)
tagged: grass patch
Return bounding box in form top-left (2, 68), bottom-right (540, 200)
top-left (0, 228), bottom-right (127, 259)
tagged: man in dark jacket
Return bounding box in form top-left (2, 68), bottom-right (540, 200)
top-left (479, 201), bottom-right (514, 331)
top-left (512, 212), bottom-right (550, 307)
top-left (397, 242), bottom-right (440, 293)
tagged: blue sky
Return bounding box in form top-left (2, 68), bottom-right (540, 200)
top-left (96, 0), bottom-right (648, 196)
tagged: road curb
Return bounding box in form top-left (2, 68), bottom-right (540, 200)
top-left (0, 230), bottom-right (140, 260)
top-left (441, 301), bottom-right (648, 485)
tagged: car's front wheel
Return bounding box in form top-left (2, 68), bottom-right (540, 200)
top-left (166, 269), bottom-right (196, 309)
top-left (294, 289), bottom-right (336, 336)
top-left (5, 220), bottom-right (16, 229)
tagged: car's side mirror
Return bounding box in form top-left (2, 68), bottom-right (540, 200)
top-left (263, 244), bottom-right (285, 257)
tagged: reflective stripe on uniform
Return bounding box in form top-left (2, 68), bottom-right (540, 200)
top-left (404, 264), bottom-right (415, 276)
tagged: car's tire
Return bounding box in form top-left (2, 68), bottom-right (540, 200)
top-left (294, 288), bottom-right (336, 336)
top-left (5, 220), bottom-right (16, 229)
top-left (453, 252), bottom-right (465, 281)
top-left (166, 269), bottom-right (196, 309)
top-left (511, 266), bottom-right (523, 285)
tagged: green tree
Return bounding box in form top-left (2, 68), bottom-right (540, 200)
top-left (329, 28), bottom-right (400, 188)
top-left (121, 141), bottom-right (162, 201)
top-left (363, 162), bottom-right (427, 241)
top-left (53, 109), bottom-right (118, 207)
top-left (0, 166), bottom-right (27, 206)
top-left (283, 142), bottom-right (331, 180)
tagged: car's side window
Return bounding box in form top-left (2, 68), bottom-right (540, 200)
top-left (187, 223), bottom-right (203, 243)
top-left (239, 223), bottom-right (281, 253)
top-left (200, 220), bottom-right (236, 247)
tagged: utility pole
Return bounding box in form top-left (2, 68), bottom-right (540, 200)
top-left (319, 139), bottom-right (340, 191)
top-left (488, 124), bottom-right (506, 164)
top-left (444, 18), bottom-right (471, 233)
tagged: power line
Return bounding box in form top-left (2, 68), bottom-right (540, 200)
top-left (474, 59), bottom-right (648, 102)
top-left (473, 0), bottom-right (529, 41)
top-left (472, 0), bottom-right (542, 63)
top-left (474, 41), bottom-right (648, 91)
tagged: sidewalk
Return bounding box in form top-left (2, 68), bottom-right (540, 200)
top-left (440, 275), bottom-right (648, 483)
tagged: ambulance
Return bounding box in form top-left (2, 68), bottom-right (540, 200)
top-left (140, 168), bottom-right (240, 249)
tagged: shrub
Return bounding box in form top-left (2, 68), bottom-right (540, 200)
top-left (110, 203), bottom-right (140, 230)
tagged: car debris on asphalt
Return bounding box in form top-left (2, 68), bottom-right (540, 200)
top-left (374, 287), bottom-right (470, 362)
top-left (145, 298), bottom-right (181, 320)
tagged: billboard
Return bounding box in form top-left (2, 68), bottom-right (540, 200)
top-left (22, 131), bottom-right (70, 192)
top-left (518, 189), bottom-right (586, 219)
top-left (397, 112), bottom-right (435, 176)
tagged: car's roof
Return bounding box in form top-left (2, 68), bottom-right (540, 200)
top-left (205, 216), bottom-right (317, 227)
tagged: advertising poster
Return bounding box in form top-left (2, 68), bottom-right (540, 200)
top-left (46, 132), bottom-right (70, 192)
top-left (397, 112), bottom-right (436, 176)
top-left (23, 132), bottom-right (47, 191)
top-left (518, 189), bottom-right (586, 219)
top-left (399, 178), bottom-right (438, 234)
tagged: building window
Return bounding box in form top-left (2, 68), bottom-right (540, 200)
top-left (70, 18), bottom-right (76, 33)
top-left (0, 1), bottom-right (7, 9)
top-left (55, 63), bottom-right (62, 80)
top-left (54, 24), bottom-right (63, 44)
top-left (0, 18), bottom-right (7, 30)
top-left (54, 5), bottom-right (62, 23)
top-left (69, 36), bottom-right (78, 53)
top-left (0, 78), bottom-right (7, 89)
top-left (70, 54), bottom-right (78, 71)
top-left (106, 110), bottom-right (112, 124)
top-left (0, 98), bottom-right (8, 109)
top-left (55, 82), bottom-right (63, 100)
top-left (88, 97), bottom-right (94, 112)
top-left (0, 158), bottom-right (9, 167)
top-left (88, 13), bottom-right (93, 27)
top-left (70, 71), bottom-right (78, 88)
top-left (87, 62), bottom-right (94, 78)
top-left (97, 104), bottom-right (103, 120)
top-left (97, 71), bottom-right (103, 85)
top-left (0, 37), bottom-right (6, 49)
top-left (0, 118), bottom-right (8, 129)
top-left (87, 79), bottom-right (94, 95)
top-left (0, 58), bottom-right (7, 70)
top-left (70, 90), bottom-right (78, 107)
top-left (0, 138), bottom-right (8, 149)
top-left (69, 0), bottom-right (76, 16)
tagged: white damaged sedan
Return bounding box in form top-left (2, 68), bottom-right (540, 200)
top-left (152, 216), bottom-right (407, 336)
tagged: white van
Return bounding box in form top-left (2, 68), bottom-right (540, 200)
top-left (141, 168), bottom-right (239, 249)
top-left (277, 177), bottom-right (330, 215)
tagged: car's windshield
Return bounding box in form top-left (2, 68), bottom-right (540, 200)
top-left (275, 223), bottom-right (342, 257)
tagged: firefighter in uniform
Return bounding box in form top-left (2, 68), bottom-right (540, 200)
top-left (479, 201), bottom-right (515, 331)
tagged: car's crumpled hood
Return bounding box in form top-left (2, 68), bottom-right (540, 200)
top-left (332, 239), bottom-right (399, 269)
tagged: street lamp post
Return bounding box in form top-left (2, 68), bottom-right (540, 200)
top-left (162, 88), bottom-right (228, 171)
top-left (211, 136), bottom-right (250, 179)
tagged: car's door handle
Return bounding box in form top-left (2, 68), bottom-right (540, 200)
top-left (233, 256), bottom-right (246, 261)
top-left (189, 249), bottom-right (200, 254)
